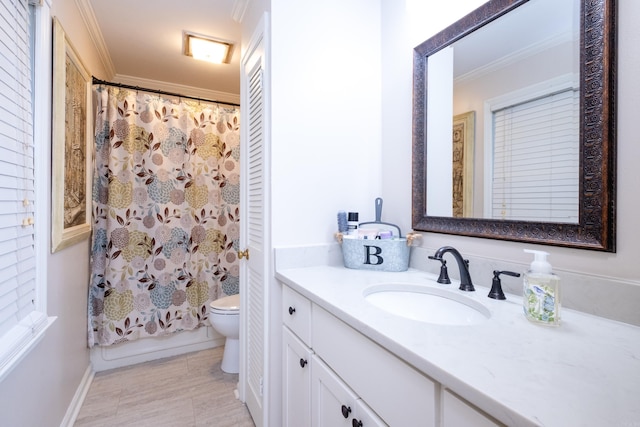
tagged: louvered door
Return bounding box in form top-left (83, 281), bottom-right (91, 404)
top-left (239, 14), bottom-right (269, 427)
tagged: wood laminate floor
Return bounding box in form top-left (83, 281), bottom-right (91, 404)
top-left (74, 347), bottom-right (255, 427)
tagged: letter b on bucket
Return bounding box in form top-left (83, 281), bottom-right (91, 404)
top-left (363, 245), bottom-right (383, 265)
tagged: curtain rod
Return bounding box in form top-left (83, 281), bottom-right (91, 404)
top-left (91, 77), bottom-right (241, 108)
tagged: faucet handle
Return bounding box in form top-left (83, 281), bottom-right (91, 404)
top-left (428, 256), bottom-right (451, 284)
top-left (488, 270), bottom-right (521, 300)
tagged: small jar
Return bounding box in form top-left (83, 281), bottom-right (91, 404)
top-left (347, 212), bottom-right (359, 236)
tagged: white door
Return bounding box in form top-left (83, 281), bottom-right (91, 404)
top-left (239, 14), bottom-right (269, 427)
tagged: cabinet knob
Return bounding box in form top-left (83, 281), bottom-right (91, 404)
top-left (299, 358), bottom-right (307, 368)
top-left (341, 405), bottom-right (352, 418)
top-left (288, 306), bottom-right (296, 315)
top-left (352, 419), bottom-right (363, 427)
top-left (238, 249), bottom-right (250, 260)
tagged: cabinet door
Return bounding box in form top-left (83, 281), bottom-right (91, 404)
top-left (283, 327), bottom-right (313, 427)
top-left (352, 399), bottom-right (387, 427)
top-left (311, 355), bottom-right (359, 427)
top-left (442, 390), bottom-right (503, 427)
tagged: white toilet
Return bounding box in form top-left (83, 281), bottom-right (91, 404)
top-left (208, 293), bottom-right (240, 374)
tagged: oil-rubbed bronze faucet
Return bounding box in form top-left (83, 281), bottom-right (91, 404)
top-left (487, 270), bottom-right (521, 300)
top-left (429, 246), bottom-right (474, 291)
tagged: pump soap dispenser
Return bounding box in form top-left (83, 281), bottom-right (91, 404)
top-left (523, 249), bottom-right (560, 326)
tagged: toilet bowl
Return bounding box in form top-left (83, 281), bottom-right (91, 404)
top-left (208, 294), bottom-right (240, 374)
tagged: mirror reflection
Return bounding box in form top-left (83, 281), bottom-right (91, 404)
top-left (426, 0), bottom-right (580, 223)
top-left (412, 0), bottom-right (616, 252)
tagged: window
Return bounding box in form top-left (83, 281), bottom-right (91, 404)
top-left (0, 0), bottom-right (54, 381)
top-left (486, 77), bottom-right (579, 223)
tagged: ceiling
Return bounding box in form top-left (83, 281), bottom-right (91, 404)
top-left (86, 0), bottom-right (574, 100)
top-left (87, 0), bottom-right (243, 97)
top-left (453, 0), bottom-right (578, 79)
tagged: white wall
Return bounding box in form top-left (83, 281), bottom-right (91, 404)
top-left (379, 0), bottom-right (490, 240)
top-left (270, 0), bottom-right (383, 247)
top-left (0, 1), bottom-right (107, 425)
top-left (381, 0), bottom-right (639, 317)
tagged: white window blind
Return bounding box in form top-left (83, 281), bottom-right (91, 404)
top-left (492, 88), bottom-right (579, 222)
top-left (0, 0), bottom-right (50, 381)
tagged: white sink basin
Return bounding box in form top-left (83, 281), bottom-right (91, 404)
top-left (364, 283), bottom-right (490, 326)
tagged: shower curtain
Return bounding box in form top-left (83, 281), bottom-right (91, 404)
top-left (88, 85), bottom-right (240, 347)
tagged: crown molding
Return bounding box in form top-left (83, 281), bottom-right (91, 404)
top-left (231, 0), bottom-right (249, 23)
top-left (74, 0), bottom-right (116, 78)
top-left (455, 31), bottom-right (576, 86)
top-left (111, 74), bottom-right (241, 105)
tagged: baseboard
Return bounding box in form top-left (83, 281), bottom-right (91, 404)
top-left (91, 326), bottom-right (224, 371)
top-left (59, 364), bottom-right (94, 427)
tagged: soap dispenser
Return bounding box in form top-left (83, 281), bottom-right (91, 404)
top-left (523, 249), bottom-right (560, 326)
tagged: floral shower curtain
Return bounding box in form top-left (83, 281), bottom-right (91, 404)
top-left (88, 85), bottom-right (240, 347)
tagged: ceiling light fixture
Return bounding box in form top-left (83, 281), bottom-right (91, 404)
top-left (184, 32), bottom-right (233, 64)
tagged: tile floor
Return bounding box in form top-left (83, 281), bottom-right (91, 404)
top-left (74, 347), bottom-right (255, 427)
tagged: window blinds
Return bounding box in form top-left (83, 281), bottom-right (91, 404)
top-left (0, 0), bottom-right (37, 356)
top-left (492, 88), bottom-right (579, 222)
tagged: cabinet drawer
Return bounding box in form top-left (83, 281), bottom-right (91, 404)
top-left (312, 305), bottom-right (436, 427)
top-left (282, 285), bottom-right (312, 345)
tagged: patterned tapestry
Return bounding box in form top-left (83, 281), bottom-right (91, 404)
top-left (88, 86), bottom-right (240, 347)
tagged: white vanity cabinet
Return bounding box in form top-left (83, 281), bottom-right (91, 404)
top-left (277, 262), bottom-right (640, 426)
top-left (283, 285), bottom-right (385, 426)
top-left (282, 284), bottom-right (435, 426)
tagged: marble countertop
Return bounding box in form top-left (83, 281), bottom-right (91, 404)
top-left (275, 265), bottom-right (640, 427)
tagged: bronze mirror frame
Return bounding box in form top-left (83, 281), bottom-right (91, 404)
top-left (412, 0), bottom-right (616, 252)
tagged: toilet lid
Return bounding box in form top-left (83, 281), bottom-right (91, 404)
top-left (209, 294), bottom-right (240, 311)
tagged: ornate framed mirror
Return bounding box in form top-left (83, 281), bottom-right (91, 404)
top-left (412, 0), bottom-right (616, 251)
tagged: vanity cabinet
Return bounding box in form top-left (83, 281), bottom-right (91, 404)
top-left (283, 285), bottom-right (385, 426)
top-left (282, 284), bottom-right (435, 426)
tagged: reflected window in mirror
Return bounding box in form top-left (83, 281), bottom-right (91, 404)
top-left (488, 77), bottom-right (579, 223)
